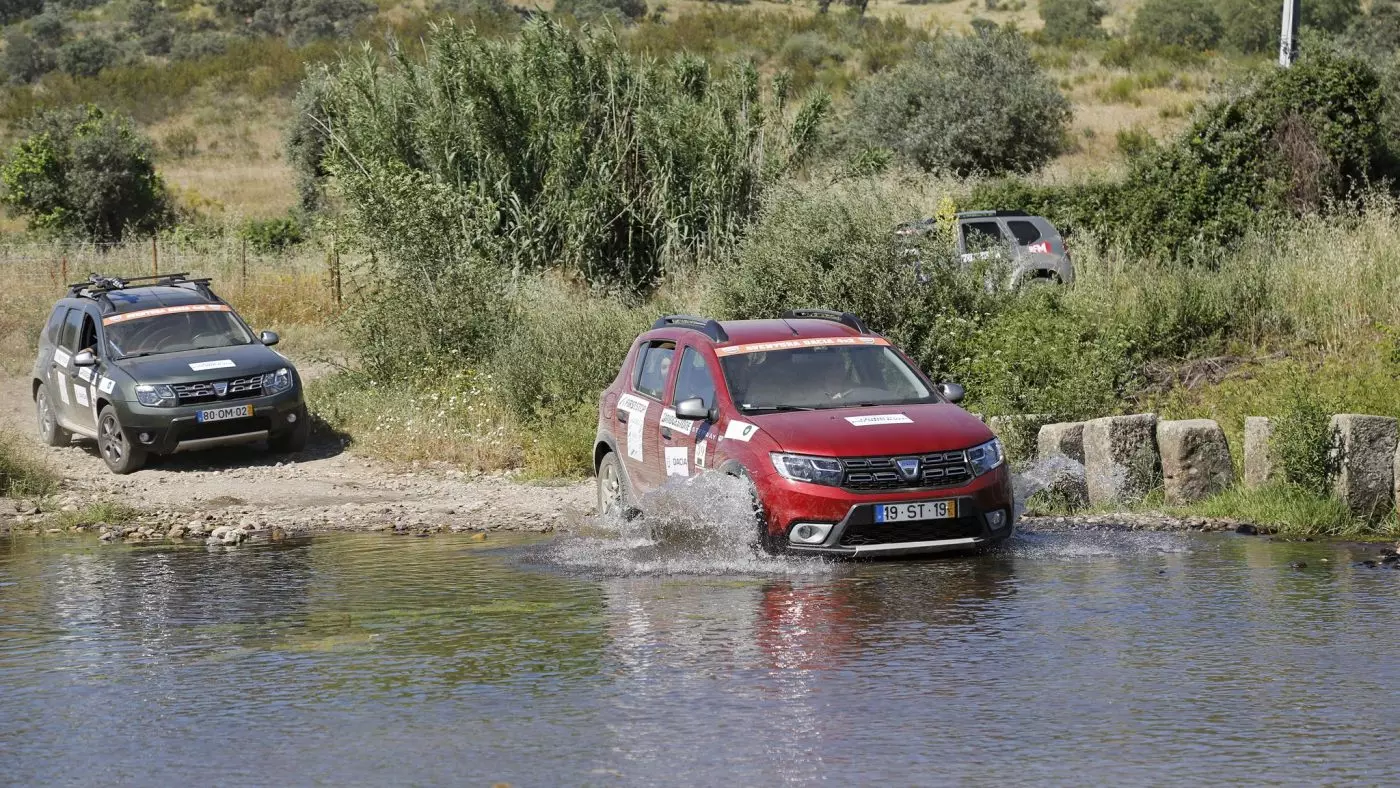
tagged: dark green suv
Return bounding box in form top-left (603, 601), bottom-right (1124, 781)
top-left (30, 273), bottom-right (308, 474)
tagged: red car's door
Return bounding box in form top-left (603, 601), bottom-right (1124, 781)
top-left (622, 340), bottom-right (677, 496)
top-left (663, 344), bottom-right (720, 479)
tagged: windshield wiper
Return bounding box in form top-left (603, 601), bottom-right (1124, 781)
top-left (742, 405), bottom-right (818, 413)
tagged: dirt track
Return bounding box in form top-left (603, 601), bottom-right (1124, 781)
top-left (1, 374), bottom-right (592, 534)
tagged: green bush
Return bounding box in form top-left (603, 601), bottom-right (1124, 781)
top-left (845, 29), bottom-right (1070, 176)
top-left (241, 214), bottom-right (305, 252)
top-left (1038, 0), bottom-right (1106, 44)
top-left (162, 127), bottom-right (198, 159)
top-left (3, 31), bottom-right (56, 84)
top-left (0, 104), bottom-right (173, 242)
top-left (58, 37), bottom-right (121, 78)
top-left (29, 11), bottom-right (67, 47)
top-left (0, 0), bottom-right (42, 25)
top-left (1130, 0), bottom-right (1222, 51)
top-left (170, 32), bottom-right (231, 60)
top-left (1273, 378), bottom-right (1336, 496)
top-left (554, 0), bottom-right (648, 22)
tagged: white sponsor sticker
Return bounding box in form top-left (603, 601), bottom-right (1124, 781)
top-left (98, 377), bottom-right (116, 394)
top-left (695, 438), bottom-right (708, 469)
top-left (617, 394), bottom-right (650, 462)
top-left (77, 367), bottom-right (93, 382)
top-left (659, 408), bottom-right (693, 436)
top-left (56, 379), bottom-right (69, 405)
top-left (189, 359), bottom-right (236, 371)
top-left (724, 421), bottom-right (759, 442)
top-left (73, 385), bottom-right (89, 407)
top-left (665, 446), bottom-right (690, 477)
top-left (53, 350), bottom-right (71, 368)
top-left (845, 414), bottom-right (914, 427)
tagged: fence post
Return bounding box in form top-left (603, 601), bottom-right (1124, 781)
top-left (60, 255), bottom-right (68, 287)
top-left (330, 231), bottom-right (342, 309)
top-left (151, 237), bottom-right (159, 276)
top-left (240, 236), bottom-right (248, 291)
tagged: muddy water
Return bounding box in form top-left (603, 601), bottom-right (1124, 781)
top-left (3, 528), bottom-right (1400, 785)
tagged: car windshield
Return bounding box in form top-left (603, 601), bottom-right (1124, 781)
top-left (719, 345), bottom-right (936, 413)
top-left (105, 310), bottom-right (255, 359)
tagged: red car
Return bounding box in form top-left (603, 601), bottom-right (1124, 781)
top-left (593, 310), bottom-right (1015, 557)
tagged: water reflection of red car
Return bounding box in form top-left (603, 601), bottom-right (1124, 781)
top-left (594, 310), bottom-right (1015, 557)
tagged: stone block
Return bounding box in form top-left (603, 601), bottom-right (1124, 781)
top-left (1157, 419), bottom-right (1234, 505)
top-left (1035, 421), bottom-right (1087, 506)
top-left (1330, 414), bottom-right (1398, 518)
top-left (1243, 417), bottom-right (1276, 490)
top-left (1083, 414), bottom-right (1159, 506)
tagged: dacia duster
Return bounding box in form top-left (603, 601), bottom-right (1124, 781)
top-left (31, 273), bottom-right (308, 474)
top-left (593, 310), bottom-right (1014, 557)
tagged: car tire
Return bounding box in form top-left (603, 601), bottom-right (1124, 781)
top-left (35, 383), bottom-right (71, 447)
top-left (733, 468), bottom-right (780, 555)
top-left (268, 407), bottom-right (310, 454)
top-left (97, 405), bottom-right (146, 475)
top-left (596, 451), bottom-right (632, 518)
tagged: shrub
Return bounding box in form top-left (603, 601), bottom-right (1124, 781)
top-left (1038, 0), bottom-right (1106, 44)
top-left (1342, 0), bottom-right (1400, 60)
top-left (1115, 125), bottom-right (1155, 158)
top-left (1273, 378), bottom-right (1336, 496)
top-left (1218, 0), bottom-right (1275, 54)
top-left (554, 0), bottom-right (648, 22)
top-left (58, 37), bottom-right (121, 78)
top-left (0, 104), bottom-right (173, 242)
top-left (238, 0), bottom-right (375, 44)
top-left (170, 31), bottom-right (231, 60)
top-left (2, 31), bottom-right (56, 84)
top-left (1130, 0), bottom-right (1222, 51)
top-left (162, 127), bottom-right (199, 159)
top-left (0, 431), bottom-right (57, 499)
top-left (0, 0), bottom-right (42, 25)
top-left (241, 214), bottom-right (305, 252)
top-left (846, 29), bottom-right (1070, 176)
top-left (28, 11), bottom-right (67, 47)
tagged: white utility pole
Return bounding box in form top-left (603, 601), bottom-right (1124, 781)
top-left (1279, 0), bottom-right (1300, 67)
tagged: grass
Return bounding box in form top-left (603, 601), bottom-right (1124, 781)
top-left (46, 501), bottom-right (143, 529)
top-left (0, 431), bottom-right (58, 500)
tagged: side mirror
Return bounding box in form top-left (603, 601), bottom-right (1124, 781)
top-left (73, 350), bottom-right (97, 367)
top-left (937, 382), bottom-right (966, 404)
top-left (260, 331), bottom-right (280, 347)
top-left (674, 397), bottom-right (710, 421)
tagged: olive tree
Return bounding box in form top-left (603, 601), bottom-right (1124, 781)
top-left (0, 105), bottom-right (173, 242)
top-left (1039, 0), bottom-right (1107, 44)
top-left (847, 29), bottom-right (1071, 176)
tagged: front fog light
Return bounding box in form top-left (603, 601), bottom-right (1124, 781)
top-left (788, 523), bottom-right (833, 545)
top-left (985, 509), bottom-right (1007, 529)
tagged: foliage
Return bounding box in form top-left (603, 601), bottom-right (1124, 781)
top-left (162, 127), bottom-right (199, 159)
top-left (1341, 0), bottom-right (1400, 60)
top-left (0, 104), bottom-right (173, 242)
top-left (3, 30), bottom-right (55, 84)
top-left (1038, 0), bottom-right (1106, 44)
top-left (216, 0), bottom-right (374, 45)
top-left (58, 36), bottom-right (121, 78)
top-left (0, 0), bottom-right (42, 25)
top-left (0, 430), bottom-right (57, 499)
top-left (170, 32), bottom-right (232, 61)
top-left (241, 214), bottom-right (306, 252)
top-left (554, 0), bottom-right (648, 23)
top-left (845, 29), bottom-right (1070, 176)
top-left (1273, 378), bottom-right (1337, 496)
top-left (1130, 0), bottom-right (1222, 52)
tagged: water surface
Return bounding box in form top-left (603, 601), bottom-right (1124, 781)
top-left (2, 529), bottom-right (1398, 785)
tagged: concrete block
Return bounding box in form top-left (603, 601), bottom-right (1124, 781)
top-left (1330, 414), bottom-right (1398, 518)
top-left (1083, 414), bottom-right (1159, 506)
top-left (1157, 419), bottom-right (1234, 505)
top-left (1036, 421), bottom-right (1087, 505)
top-left (1243, 417), bottom-right (1277, 489)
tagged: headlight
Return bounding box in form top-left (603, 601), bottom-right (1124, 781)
top-left (135, 383), bottom-right (176, 407)
top-left (967, 438), bottom-right (1004, 476)
top-left (262, 367), bottom-right (294, 395)
top-left (771, 453), bottom-right (844, 486)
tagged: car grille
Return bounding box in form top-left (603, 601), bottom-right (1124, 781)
top-left (842, 450), bottom-right (971, 491)
top-left (839, 518), bottom-right (982, 547)
top-left (174, 375), bottom-right (265, 404)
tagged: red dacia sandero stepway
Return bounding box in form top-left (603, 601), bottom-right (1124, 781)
top-left (593, 310), bottom-right (1014, 557)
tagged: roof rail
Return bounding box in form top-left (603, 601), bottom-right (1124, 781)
top-left (955, 209), bottom-right (1029, 219)
top-left (781, 309), bottom-right (870, 335)
top-left (652, 314), bottom-right (729, 343)
top-left (67, 272), bottom-right (218, 301)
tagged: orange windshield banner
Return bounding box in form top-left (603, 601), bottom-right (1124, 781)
top-left (715, 336), bottom-right (890, 357)
top-left (101, 304), bottom-right (232, 326)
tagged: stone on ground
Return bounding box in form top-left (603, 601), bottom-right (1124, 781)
top-left (1082, 414), bottom-right (1159, 506)
top-left (1035, 422), bottom-right (1087, 506)
top-left (1329, 414), bottom-right (1398, 518)
top-left (1157, 419), bottom-right (1233, 505)
top-left (1243, 417), bottom-right (1276, 489)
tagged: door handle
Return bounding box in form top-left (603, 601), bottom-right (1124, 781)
top-left (617, 413), bottom-right (628, 424)
top-left (661, 428), bottom-right (673, 440)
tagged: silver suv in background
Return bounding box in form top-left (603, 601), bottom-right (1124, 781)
top-left (896, 210), bottom-right (1074, 289)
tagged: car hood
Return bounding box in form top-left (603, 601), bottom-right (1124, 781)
top-left (750, 403), bottom-right (994, 457)
top-left (113, 343), bottom-right (290, 383)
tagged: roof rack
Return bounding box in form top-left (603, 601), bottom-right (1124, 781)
top-left (67, 272), bottom-right (219, 302)
top-left (781, 309), bottom-right (870, 335)
top-left (652, 314), bottom-right (729, 343)
top-left (955, 209), bottom-right (1029, 219)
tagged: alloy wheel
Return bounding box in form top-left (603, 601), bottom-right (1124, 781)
top-left (100, 414), bottom-right (124, 464)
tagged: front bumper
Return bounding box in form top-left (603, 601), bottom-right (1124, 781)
top-left (756, 465), bottom-right (1015, 557)
top-left (115, 387), bottom-right (305, 454)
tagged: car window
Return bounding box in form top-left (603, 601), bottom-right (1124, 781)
top-left (44, 307), bottom-right (68, 344)
top-left (58, 308), bottom-right (84, 350)
top-left (633, 341), bottom-right (675, 400)
top-left (104, 310), bottom-right (255, 359)
top-left (672, 347), bottom-right (717, 409)
top-left (1006, 220), bottom-right (1042, 246)
top-left (720, 345), bottom-right (934, 413)
top-left (78, 313), bottom-right (98, 352)
top-left (961, 221), bottom-right (1006, 252)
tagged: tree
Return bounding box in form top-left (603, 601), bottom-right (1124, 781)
top-left (1039, 0), bottom-right (1107, 44)
top-left (0, 0), bottom-right (43, 24)
top-left (1131, 0), bottom-right (1223, 51)
top-left (0, 105), bottom-right (173, 242)
top-left (1221, 0), bottom-right (1364, 54)
top-left (847, 29), bottom-right (1071, 176)
top-left (58, 37), bottom-right (120, 77)
top-left (553, 0), bottom-right (647, 23)
top-left (2, 30), bottom-right (55, 84)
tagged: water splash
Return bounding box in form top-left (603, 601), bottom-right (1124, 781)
top-left (1011, 454), bottom-right (1087, 518)
top-left (542, 474), bottom-right (832, 576)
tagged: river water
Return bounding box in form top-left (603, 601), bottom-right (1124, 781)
top-left (3, 526), bottom-right (1399, 786)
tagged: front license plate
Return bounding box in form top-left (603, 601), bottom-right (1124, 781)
top-left (875, 499), bottom-right (957, 523)
top-left (196, 404), bottom-right (253, 423)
